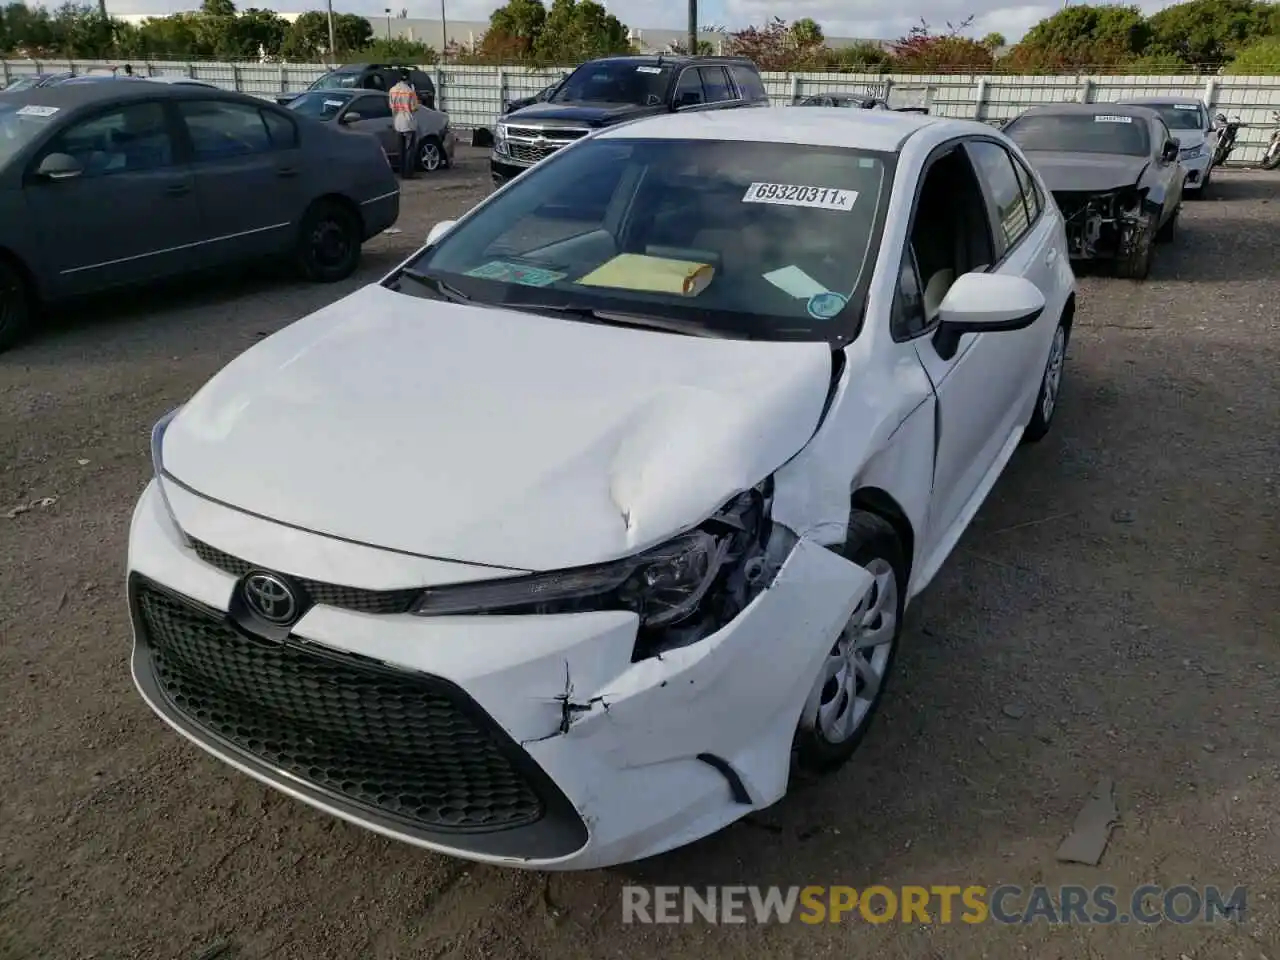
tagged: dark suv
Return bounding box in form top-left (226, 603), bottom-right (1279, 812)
top-left (276, 63), bottom-right (435, 109)
top-left (490, 55), bottom-right (770, 187)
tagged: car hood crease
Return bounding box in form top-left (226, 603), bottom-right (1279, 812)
top-left (161, 284), bottom-right (834, 572)
top-left (1024, 151), bottom-right (1150, 193)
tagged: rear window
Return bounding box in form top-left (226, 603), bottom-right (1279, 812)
top-left (730, 66), bottom-right (768, 102)
top-left (1004, 113), bottom-right (1150, 157)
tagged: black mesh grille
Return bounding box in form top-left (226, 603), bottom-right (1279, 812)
top-left (189, 539), bottom-right (421, 615)
top-left (135, 580), bottom-right (546, 832)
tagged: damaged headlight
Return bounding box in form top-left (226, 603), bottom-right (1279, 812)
top-left (411, 483), bottom-right (795, 642)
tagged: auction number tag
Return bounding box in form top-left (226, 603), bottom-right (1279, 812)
top-left (635, 66), bottom-right (662, 74)
top-left (1173, 104), bottom-right (1198, 110)
top-left (742, 182), bottom-right (857, 211)
top-left (1094, 115), bottom-right (1133, 123)
top-left (324, 99), bottom-right (344, 108)
top-left (15, 105), bottom-right (59, 117)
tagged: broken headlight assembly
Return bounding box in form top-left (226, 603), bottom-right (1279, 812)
top-left (410, 481), bottom-right (796, 657)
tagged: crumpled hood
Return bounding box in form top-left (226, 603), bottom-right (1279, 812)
top-left (503, 101), bottom-right (667, 127)
top-left (161, 285), bottom-right (833, 572)
top-left (1024, 151), bottom-right (1149, 193)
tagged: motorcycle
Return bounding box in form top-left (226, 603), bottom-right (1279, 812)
top-left (1212, 112), bottom-right (1242, 166)
top-left (1263, 111), bottom-right (1280, 171)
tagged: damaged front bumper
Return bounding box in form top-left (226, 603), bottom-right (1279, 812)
top-left (1053, 188), bottom-right (1148, 262)
top-left (127, 480), bottom-right (870, 870)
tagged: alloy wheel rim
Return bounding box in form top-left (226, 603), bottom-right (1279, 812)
top-left (1042, 325), bottom-right (1066, 422)
top-left (420, 142), bottom-right (441, 171)
top-left (801, 557), bottom-right (897, 745)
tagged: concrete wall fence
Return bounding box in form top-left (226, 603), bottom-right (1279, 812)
top-left (4, 58), bottom-right (1277, 164)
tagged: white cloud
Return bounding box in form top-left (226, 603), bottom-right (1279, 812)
top-left (106, 0), bottom-right (1186, 42)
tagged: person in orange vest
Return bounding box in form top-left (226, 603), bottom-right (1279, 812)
top-left (389, 70), bottom-right (419, 180)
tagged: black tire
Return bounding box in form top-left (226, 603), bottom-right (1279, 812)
top-left (0, 257), bottom-right (33, 354)
top-left (1022, 316), bottom-right (1069, 444)
top-left (418, 135), bottom-right (446, 173)
top-left (1155, 207), bottom-right (1178, 243)
top-left (1113, 215), bottom-right (1155, 280)
top-left (295, 200), bottom-right (362, 283)
top-left (793, 511), bottom-right (906, 777)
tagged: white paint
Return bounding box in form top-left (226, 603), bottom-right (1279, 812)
top-left (15, 104), bottom-right (57, 117)
top-left (129, 106), bottom-right (1077, 870)
top-left (1094, 115), bottom-right (1133, 123)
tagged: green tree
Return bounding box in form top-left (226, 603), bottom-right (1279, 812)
top-left (1002, 4), bottom-right (1151, 70)
top-left (215, 7), bottom-right (288, 58)
top-left (828, 40), bottom-right (894, 71)
top-left (532, 0), bottom-right (629, 62)
top-left (791, 16), bottom-right (823, 48)
top-left (333, 11), bottom-right (372, 51)
top-left (1, 1), bottom-right (60, 54)
top-left (52, 3), bottom-right (115, 57)
top-left (981, 31), bottom-right (1005, 49)
top-left (359, 36), bottom-right (436, 62)
top-left (129, 12), bottom-right (210, 58)
top-left (891, 17), bottom-right (995, 72)
top-left (1225, 34), bottom-right (1280, 72)
top-left (201, 0), bottom-right (236, 16)
top-left (488, 0), bottom-right (545, 57)
top-left (1147, 0), bottom-right (1278, 68)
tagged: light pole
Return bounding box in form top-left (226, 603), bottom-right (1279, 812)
top-left (687, 0), bottom-right (697, 56)
top-left (325, 0), bottom-right (336, 63)
top-left (385, 7), bottom-right (392, 41)
top-left (440, 0), bottom-right (449, 62)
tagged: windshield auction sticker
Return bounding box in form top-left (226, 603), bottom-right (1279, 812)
top-left (15, 105), bottom-right (59, 117)
top-left (1094, 115), bottom-right (1133, 123)
top-left (464, 260), bottom-right (565, 287)
top-left (1174, 104), bottom-right (1198, 110)
top-left (743, 183), bottom-right (858, 211)
top-left (635, 66), bottom-right (662, 74)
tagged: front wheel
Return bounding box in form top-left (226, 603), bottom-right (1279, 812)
top-left (1022, 319), bottom-right (1068, 444)
top-left (1261, 135), bottom-right (1280, 171)
top-left (0, 258), bottom-right (33, 353)
top-left (1113, 214), bottom-right (1155, 280)
top-left (793, 512), bottom-right (905, 776)
top-left (295, 200), bottom-right (363, 283)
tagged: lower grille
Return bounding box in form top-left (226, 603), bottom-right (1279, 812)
top-left (131, 576), bottom-right (587, 856)
top-left (189, 538), bottom-right (420, 615)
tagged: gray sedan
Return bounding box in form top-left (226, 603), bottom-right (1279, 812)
top-left (0, 82), bottom-right (399, 352)
top-left (285, 89), bottom-right (456, 173)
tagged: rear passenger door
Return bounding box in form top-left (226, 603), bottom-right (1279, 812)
top-left (175, 99), bottom-right (306, 261)
top-left (343, 94), bottom-right (398, 159)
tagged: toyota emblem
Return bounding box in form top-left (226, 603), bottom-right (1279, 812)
top-left (242, 571), bottom-right (299, 625)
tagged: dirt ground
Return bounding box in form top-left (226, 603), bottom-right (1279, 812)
top-left (1, 147), bottom-right (1277, 960)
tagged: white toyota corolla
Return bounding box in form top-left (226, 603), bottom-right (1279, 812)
top-left (129, 106), bottom-right (1076, 870)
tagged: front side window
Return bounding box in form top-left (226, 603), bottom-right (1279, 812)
top-left (1004, 113), bottom-right (1150, 157)
top-left (179, 100), bottom-right (273, 160)
top-left (967, 140), bottom-right (1031, 251)
top-left (891, 245), bottom-right (929, 341)
top-left (699, 66), bottom-right (734, 103)
top-left (350, 96), bottom-right (393, 120)
top-left (39, 102), bottom-right (174, 176)
top-left (550, 62), bottom-right (674, 106)
top-left (674, 70), bottom-right (704, 106)
top-left (1009, 153), bottom-right (1042, 221)
top-left (396, 137), bottom-right (892, 344)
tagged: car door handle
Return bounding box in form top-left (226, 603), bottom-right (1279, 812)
top-left (277, 166), bottom-right (299, 178)
top-left (165, 183), bottom-right (191, 197)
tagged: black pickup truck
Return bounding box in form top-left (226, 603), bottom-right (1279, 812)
top-left (489, 55), bottom-right (770, 188)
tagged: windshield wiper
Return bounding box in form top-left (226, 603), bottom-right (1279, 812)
top-left (395, 268), bottom-right (472, 303)
top-left (502, 302), bottom-right (732, 338)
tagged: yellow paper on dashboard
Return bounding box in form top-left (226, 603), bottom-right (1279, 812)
top-left (576, 254), bottom-right (714, 297)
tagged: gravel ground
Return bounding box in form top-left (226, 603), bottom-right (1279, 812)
top-left (1, 147), bottom-right (1277, 960)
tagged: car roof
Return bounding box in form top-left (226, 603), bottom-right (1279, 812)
top-left (597, 106), bottom-right (943, 152)
top-left (1015, 102), bottom-right (1160, 121)
top-left (583, 54), bottom-right (755, 67)
top-left (1, 81), bottom-right (273, 112)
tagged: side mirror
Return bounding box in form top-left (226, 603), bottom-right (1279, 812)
top-left (36, 152), bottom-right (83, 180)
top-left (426, 219), bottom-right (456, 246)
top-left (1161, 139), bottom-right (1179, 162)
top-left (340, 111), bottom-right (362, 124)
top-left (933, 273), bottom-right (1045, 358)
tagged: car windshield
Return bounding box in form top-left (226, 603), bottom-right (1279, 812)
top-left (311, 70), bottom-right (362, 90)
top-left (1148, 103), bottom-right (1204, 130)
top-left (549, 62), bottom-right (674, 105)
top-left (397, 137), bottom-right (891, 344)
top-left (287, 90), bottom-right (355, 120)
top-left (1004, 113), bottom-right (1150, 157)
top-left (2, 76), bottom-right (42, 92)
top-left (0, 101), bottom-right (57, 166)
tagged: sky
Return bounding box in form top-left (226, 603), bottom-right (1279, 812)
top-left (102, 0), bottom-right (1184, 44)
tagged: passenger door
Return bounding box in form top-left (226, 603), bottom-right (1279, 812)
top-left (342, 94), bottom-right (398, 161)
top-left (1151, 117), bottom-right (1183, 218)
top-left (175, 99), bottom-right (306, 261)
top-left (22, 100), bottom-right (205, 297)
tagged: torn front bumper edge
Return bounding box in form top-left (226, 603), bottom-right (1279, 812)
top-left (126, 479), bottom-right (871, 870)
